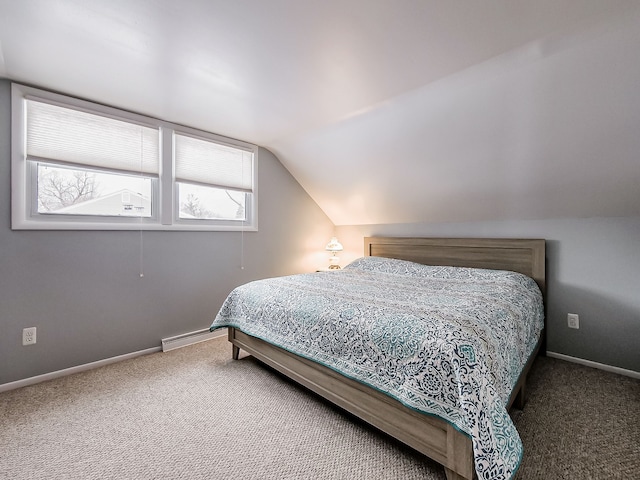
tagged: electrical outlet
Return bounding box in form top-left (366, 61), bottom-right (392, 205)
top-left (567, 314), bottom-right (579, 329)
top-left (22, 327), bottom-right (37, 345)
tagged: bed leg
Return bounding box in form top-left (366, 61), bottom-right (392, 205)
top-left (444, 467), bottom-right (468, 480)
top-left (232, 344), bottom-right (240, 360)
top-left (445, 424), bottom-right (474, 479)
top-left (515, 379), bottom-right (527, 410)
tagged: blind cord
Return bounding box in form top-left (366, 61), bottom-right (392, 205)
top-left (139, 228), bottom-right (144, 278)
top-left (240, 151), bottom-right (246, 270)
top-left (240, 219), bottom-right (245, 270)
top-left (139, 128), bottom-right (144, 278)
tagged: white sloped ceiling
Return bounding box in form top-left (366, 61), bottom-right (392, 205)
top-left (0, 0), bottom-right (638, 225)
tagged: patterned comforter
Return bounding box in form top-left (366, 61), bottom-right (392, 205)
top-left (210, 256), bottom-right (544, 480)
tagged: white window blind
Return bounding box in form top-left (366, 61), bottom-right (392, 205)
top-left (26, 99), bottom-right (159, 175)
top-left (174, 133), bottom-right (253, 192)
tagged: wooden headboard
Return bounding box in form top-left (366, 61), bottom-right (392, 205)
top-left (364, 237), bottom-right (546, 298)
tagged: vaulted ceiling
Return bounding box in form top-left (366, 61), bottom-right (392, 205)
top-left (1, 0), bottom-right (638, 225)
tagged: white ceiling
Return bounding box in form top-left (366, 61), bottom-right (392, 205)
top-left (1, 0), bottom-right (639, 225)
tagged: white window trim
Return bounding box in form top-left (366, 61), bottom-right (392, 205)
top-left (11, 83), bottom-right (258, 231)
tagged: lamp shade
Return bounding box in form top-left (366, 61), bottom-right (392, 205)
top-left (325, 237), bottom-right (343, 252)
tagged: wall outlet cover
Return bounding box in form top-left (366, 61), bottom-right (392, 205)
top-left (22, 327), bottom-right (37, 345)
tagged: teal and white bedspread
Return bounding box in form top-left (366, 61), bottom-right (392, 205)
top-left (210, 256), bottom-right (544, 480)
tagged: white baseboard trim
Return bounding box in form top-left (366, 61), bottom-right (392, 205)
top-left (0, 346), bottom-right (161, 394)
top-left (546, 351), bottom-right (640, 379)
top-left (161, 327), bottom-right (226, 352)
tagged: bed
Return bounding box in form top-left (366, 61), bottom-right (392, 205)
top-left (210, 237), bottom-right (546, 480)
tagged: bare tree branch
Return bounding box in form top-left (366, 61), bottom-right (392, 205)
top-left (181, 193), bottom-right (214, 218)
top-left (38, 168), bottom-right (99, 212)
top-left (224, 190), bottom-right (245, 218)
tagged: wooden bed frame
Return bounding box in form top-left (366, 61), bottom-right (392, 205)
top-left (227, 237), bottom-right (546, 480)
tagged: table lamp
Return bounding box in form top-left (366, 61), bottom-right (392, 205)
top-left (325, 237), bottom-right (344, 269)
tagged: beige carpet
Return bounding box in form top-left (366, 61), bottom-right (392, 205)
top-left (0, 336), bottom-right (638, 479)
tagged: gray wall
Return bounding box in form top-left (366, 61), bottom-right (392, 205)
top-left (337, 217), bottom-right (640, 373)
top-left (0, 79), bottom-right (335, 385)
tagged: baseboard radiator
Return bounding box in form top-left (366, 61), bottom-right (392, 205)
top-left (161, 328), bottom-right (226, 352)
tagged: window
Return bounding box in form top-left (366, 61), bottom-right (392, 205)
top-left (11, 83), bottom-right (258, 231)
top-left (174, 132), bottom-right (254, 223)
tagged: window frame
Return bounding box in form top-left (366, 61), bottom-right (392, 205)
top-left (171, 128), bottom-right (256, 229)
top-left (11, 83), bottom-right (258, 231)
